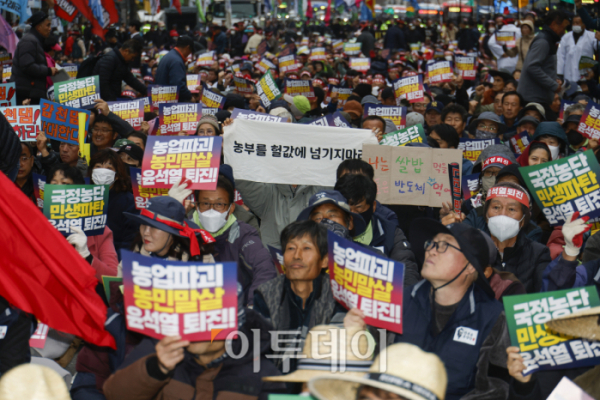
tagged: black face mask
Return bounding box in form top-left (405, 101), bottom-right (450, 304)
top-left (567, 129), bottom-right (585, 146)
top-left (359, 205), bottom-right (374, 226)
top-left (319, 218), bottom-right (351, 239)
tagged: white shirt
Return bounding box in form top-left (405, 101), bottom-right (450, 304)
top-left (557, 30), bottom-right (597, 83)
top-left (488, 24), bottom-right (522, 73)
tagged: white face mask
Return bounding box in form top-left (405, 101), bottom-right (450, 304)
top-left (548, 144), bottom-right (560, 160)
top-left (198, 207), bottom-right (229, 233)
top-left (573, 25), bottom-right (583, 34)
top-left (92, 168), bottom-right (116, 186)
top-left (489, 27), bottom-right (496, 33)
top-left (445, 55), bottom-right (453, 62)
top-left (488, 215), bottom-right (522, 242)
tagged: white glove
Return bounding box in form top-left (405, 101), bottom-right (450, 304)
top-left (67, 226), bottom-right (90, 259)
top-left (563, 213), bottom-right (590, 257)
top-left (168, 177), bottom-right (192, 204)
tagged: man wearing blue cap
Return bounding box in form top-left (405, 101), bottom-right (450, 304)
top-left (424, 100), bottom-right (443, 133)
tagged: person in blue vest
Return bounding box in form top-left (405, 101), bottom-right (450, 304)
top-left (345, 219), bottom-right (510, 400)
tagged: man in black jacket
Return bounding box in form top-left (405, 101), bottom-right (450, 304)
top-left (383, 21), bottom-right (407, 51)
top-left (12, 12), bottom-right (57, 104)
top-left (93, 39), bottom-right (147, 102)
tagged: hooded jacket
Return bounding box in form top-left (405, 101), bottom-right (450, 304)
top-left (103, 309), bottom-right (286, 400)
top-left (93, 48), bottom-right (148, 102)
top-left (514, 20), bottom-right (536, 71)
top-left (516, 141), bottom-right (551, 167)
top-left (235, 181), bottom-right (329, 249)
top-left (11, 30), bottom-right (51, 99)
top-left (531, 122), bottom-right (569, 158)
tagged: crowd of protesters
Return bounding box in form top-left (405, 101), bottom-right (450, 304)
top-left (3, 2), bottom-right (600, 400)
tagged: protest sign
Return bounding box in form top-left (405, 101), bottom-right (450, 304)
top-left (33, 172), bottom-right (45, 208)
top-left (54, 76), bottom-right (100, 109)
top-left (327, 85), bottom-right (353, 106)
top-left (107, 99), bottom-right (144, 130)
top-left (130, 167), bottom-right (169, 210)
top-left (427, 61), bottom-right (453, 84)
top-left (121, 250), bottom-right (238, 341)
top-left (520, 150), bottom-right (600, 226)
top-left (2, 63), bottom-right (11, 83)
top-left (458, 138), bottom-right (501, 162)
top-left (362, 145), bottom-right (463, 206)
top-left (0, 82), bottom-right (15, 107)
top-left (579, 56), bottom-right (597, 71)
top-left (187, 74), bottom-right (200, 93)
top-left (379, 124), bottom-right (426, 146)
top-left (142, 136), bottom-right (222, 189)
top-left (300, 37), bottom-right (309, 46)
top-left (449, 163), bottom-right (461, 215)
top-left (268, 245), bottom-right (285, 275)
top-left (256, 71), bottom-right (282, 108)
top-left (328, 231), bottom-right (404, 334)
top-left (196, 51), bottom-right (216, 67)
top-left (43, 184), bottom-right (109, 236)
top-left (1, 105), bottom-right (40, 141)
top-left (393, 75), bottom-right (424, 104)
top-left (62, 63), bottom-right (78, 80)
top-left (547, 377), bottom-right (594, 400)
top-left (231, 108), bottom-right (288, 123)
top-left (284, 79), bottom-right (315, 98)
top-left (102, 276), bottom-right (123, 301)
top-left (332, 40), bottom-right (344, 52)
top-left (158, 103), bottom-right (202, 135)
top-left (577, 101), bottom-right (600, 140)
top-left (462, 173), bottom-right (480, 201)
top-left (278, 54), bottom-right (299, 74)
top-left (202, 108), bottom-right (219, 116)
top-left (503, 286), bottom-right (600, 376)
top-left (455, 56), bottom-right (477, 80)
top-left (308, 111), bottom-right (351, 128)
top-left (233, 76), bottom-right (255, 95)
top-left (40, 100), bottom-right (90, 145)
top-left (343, 42), bottom-right (362, 56)
top-left (29, 323), bottom-right (49, 349)
top-left (149, 85), bottom-right (179, 111)
top-left (350, 57), bottom-right (371, 72)
top-left (363, 104), bottom-right (406, 130)
top-left (256, 57), bottom-right (276, 74)
top-left (560, 100), bottom-right (575, 120)
top-left (141, 96), bottom-right (151, 113)
top-left (309, 47), bottom-right (326, 61)
top-left (224, 118), bottom-right (378, 187)
top-left (200, 88), bottom-right (226, 110)
top-left (496, 31), bottom-right (516, 48)
top-left (509, 131), bottom-right (531, 155)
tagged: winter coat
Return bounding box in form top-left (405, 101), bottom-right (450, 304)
top-left (488, 24), bottom-right (522, 73)
top-left (88, 226), bottom-right (119, 281)
top-left (393, 281), bottom-right (509, 400)
top-left (557, 30), bottom-right (597, 84)
top-left (357, 31), bottom-right (375, 56)
top-left (154, 49), bottom-right (192, 103)
top-left (513, 21), bottom-right (536, 71)
top-left (517, 26), bottom-right (561, 105)
top-left (0, 296), bottom-right (32, 376)
top-left (93, 48), bottom-right (147, 102)
top-left (0, 112), bottom-right (20, 179)
top-left (11, 30), bottom-right (51, 99)
top-left (103, 309), bottom-right (286, 400)
top-left (235, 181), bottom-right (329, 249)
top-left (383, 25), bottom-right (406, 51)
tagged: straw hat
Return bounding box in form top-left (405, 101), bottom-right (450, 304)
top-left (308, 343), bottom-right (447, 400)
top-left (263, 325), bottom-right (374, 383)
top-left (0, 364), bottom-right (71, 400)
top-left (546, 306), bottom-right (600, 341)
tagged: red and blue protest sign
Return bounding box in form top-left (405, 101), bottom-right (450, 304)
top-left (40, 99), bottom-right (90, 145)
top-left (328, 231), bottom-right (404, 334)
top-left (509, 131), bottom-right (531, 155)
top-left (121, 250), bottom-right (239, 341)
top-left (307, 111), bottom-right (351, 128)
top-left (363, 104), bottom-right (406, 130)
top-left (230, 108), bottom-right (288, 123)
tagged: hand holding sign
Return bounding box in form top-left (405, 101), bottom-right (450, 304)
top-left (156, 336), bottom-right (190, 374)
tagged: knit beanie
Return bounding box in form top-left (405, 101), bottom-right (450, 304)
top-left (293, 95), bottom-right (311, 115)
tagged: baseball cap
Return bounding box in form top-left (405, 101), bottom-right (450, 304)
top-left (425, 100), bottom-right (444, 114)
top-left (297, 190), bottom-right (366, 235)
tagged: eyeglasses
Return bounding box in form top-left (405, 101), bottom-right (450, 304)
top-left (483, 169), bottom-right (499, 178)
top-left (20, 156), bottom-right (31, 162)
top-left (92, 127), bottom-right (113, 134)
top-left (477, 124), bottom-right (498, 133)
top-left (424, 240), bottom-right (462, 254)
top-left (197, 201), bottom-right (230, 212)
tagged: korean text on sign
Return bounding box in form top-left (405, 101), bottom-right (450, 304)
top-left (393, 75), bottom-right (424, 104)
top-left (427, 61), bottom-right (453, 84)
top-left (520, 150), bottom-right (600, 225)
top-left (350, 57), bottom-right (371, 72)
top-left (256, 71), bottom-right (282, 108)
top-left (40, 100), bottom-right (90, 145)
top-left (455, 56), bottom-right (477, 80)
top-left (577, 101), bottom-right (600, 140)
top-left (130, 167), bottom-right (169, 210)
top-left (328, 231), bottom-right (404, 334)
top-left (231, 108), bottom-right (287, 123)
top-left (107, 99), bottom-right (144, 130)
top-left (54, 76), bottom-right (100, 109)
top-left (142, 136), bottom-right (222, 190)
top-left (380, 124), bottom-right (425, 147)
top-left (159, 103), bottom-right (201, 135)
top-left (327, 86), bottom-right (353, 107)
top-left (364, 104), bottom-right (406, 130)
top-left (278, 55), bottom-right (299, 74)
top-left (149, 85), bottom-right (179, 111)
top-left (284, 79), bottom-right (315, 98)
top-left (503, 287), bottom-right (600, 376)
top-left (1, 105), bottom-right (40, 142)
top-left (122, 251), bottom-right (238, 341)
top-left (458, 138), bottom-right (501, 162)
top-left (200, 88), bottom-right (226, 109)
top-left (0, 82), bottom-right (16, 107)
top-left (43, 184), bottom-right (109, 236)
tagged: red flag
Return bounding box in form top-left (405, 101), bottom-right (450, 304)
top-left (0, 172), bottom-right (115, 349)
top-left (173, 0), bottom-right (182, 14)
top-left (54, 0), bottom-right (79, 22)
top-left (101, 0), bottom-right (119, 25)
top-left (66, 0), bottom-right (105, 39)
top-left (324, 0), bottom-right (331, 25)
top-left (306, 0), bottom-right (313, 18)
